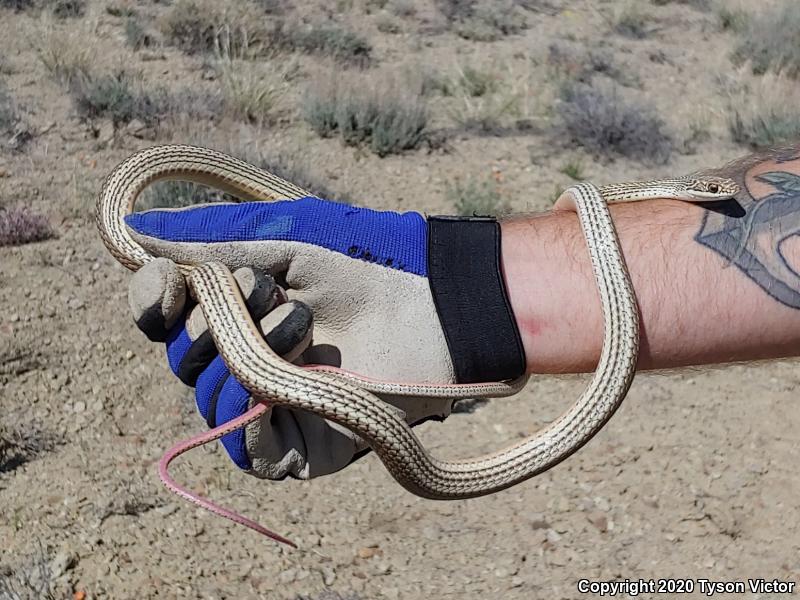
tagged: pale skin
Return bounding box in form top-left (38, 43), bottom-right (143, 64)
top-left (502, 145), bottom-right (800, 374)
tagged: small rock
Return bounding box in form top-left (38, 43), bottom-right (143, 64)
top-left (587, 511), bottom-right (608, 532)
top-left (546, 529), bottom-right (561, 544)
top-left (278, 569), bottom-right (296, 584)
top-left (124, 350), bottom-right (134, 360)
top-left (528, 513), bottom-right (550, 530)
top-left (357, 546), bottom-right (381, 559)
top-left (510, 576), bottom-right (524, 588)
top-left (50, 551), bottom-right (77, 578)
top-left (321, 566), bottom-right (336, 586)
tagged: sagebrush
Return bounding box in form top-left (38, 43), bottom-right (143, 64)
top-left (732, 1), bottom-right (800, 78)
top-left (0, 206), bottom-right (55, 247)
top-left (303, 77), bottom-right (430, 156)
top-left (558, 82), bottom-right (672, 163)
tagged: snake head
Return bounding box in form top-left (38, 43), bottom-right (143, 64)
top-left (683, 176), bottom-right (740, 201)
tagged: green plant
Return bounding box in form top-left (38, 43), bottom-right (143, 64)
top-left (732, 1), bottom-right (800, 78)
top-left (558, 82), bottom-right (672, 163)
top-left (303, 77), bottom-right (430, 156)
top-left (560, 160), bottom-right (584, 180)
top-left (447, 176), bottom-right (511, 217)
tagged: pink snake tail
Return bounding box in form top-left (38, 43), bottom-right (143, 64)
top-left (158, 401), bottom-right (297, 548)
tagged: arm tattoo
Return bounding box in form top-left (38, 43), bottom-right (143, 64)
top-left (695, 146), bottom-right (800, 309)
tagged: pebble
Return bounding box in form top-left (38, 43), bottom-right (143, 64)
top-left (587, 511), bottom-right (608, 532)
top-left (278, 569), bottom-right (296, 584)
top-left (321, 566), bottom-right (336, 586)
top-left (50, 550), bottom-right (77, 578)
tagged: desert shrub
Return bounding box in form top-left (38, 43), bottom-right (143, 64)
top-left (0, 206), bottom-right (55, 247)
top-left (69, 72), bottom-right (170, 127)
top-left (558, 82), bottom-right (672, 163)
top-left (435, 0), bottom-right (528, 41)
top-left (303, 77), bottom-right (429, 156)
top-left (47, 0), bottom-right (85, 18)
top-left (651, 0), bottom-right (710, 8)
top-left (614, 5), bottom-right (650, 39)
top-left (161, 0), bottom-right (218, 53)
top-left (376, 13), bottom-right (402, 34)
top-left (105, 4), bottom-right (136, 17)
top-left (717, 4), bottom-right (747, 32)
top-left (732, 1), bottom-right (800, 78)
top-left (447, 175), bottom-right (511, 217)
top-left (0, 0), bottom-right (34, 10)
top-left (162, 0), bottom-right (267, 59)
top-left (285, 23), bottom-right (372, 67)
top-left (257, 0), bottom-right (288, 14)
top-left (389, 0), bottom-right (415, 17)
top-left (547, 42), bottom-right (637, 87)
top-left (125, 17), bottom-right (156, 50)
top-left (725, 72), bottom-right (800, 148)
top-left (217, 60), bottom-right (293, 123)
top-left (34, 23), bottom-right (94, 85)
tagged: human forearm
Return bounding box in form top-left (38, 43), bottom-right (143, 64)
top-left (503, 146), bottom-right (800, 374)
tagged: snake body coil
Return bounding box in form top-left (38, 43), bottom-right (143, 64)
top-left (96, 145), bottom-right (738, 544)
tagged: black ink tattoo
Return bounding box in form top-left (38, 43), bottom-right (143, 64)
top-left (695, 165), bottom-right (800, 309)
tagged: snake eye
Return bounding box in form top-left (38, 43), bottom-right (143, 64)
top-left (708, 183), bottom-right (720, 194)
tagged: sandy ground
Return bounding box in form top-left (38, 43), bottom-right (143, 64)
top-left (1, 0), bottom-right (799, 598)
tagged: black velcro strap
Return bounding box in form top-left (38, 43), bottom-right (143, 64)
top-left (427, 216), bottom-right (526, 383)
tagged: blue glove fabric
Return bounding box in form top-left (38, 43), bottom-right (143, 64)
top-left (166, 316), bottom-right (253, 469)
top-left (125, 197), bottom-right (428, 276)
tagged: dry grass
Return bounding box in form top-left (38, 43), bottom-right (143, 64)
top-left (33, 19), bottom-right (95, 85)
top-left (217, 60), bottom-right (295, 124)
top-left (724, 71), bottom-right (800, 148)
top-left (732, 0), bottom-right (800, 78)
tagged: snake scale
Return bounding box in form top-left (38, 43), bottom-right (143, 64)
top-left (96, 145), bottom-right (739, 546)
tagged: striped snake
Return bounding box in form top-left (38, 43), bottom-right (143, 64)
top-left (96, 145), bottom-right (738, 546)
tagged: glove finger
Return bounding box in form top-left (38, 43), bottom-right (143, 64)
top-left (259, 300), bottom-right (314, 363)
top-left (194, 299), bottom-right (315, 470)
top-left (247, 407), bottom-right (359, 480)
top-left (167, 267), bottom-right (282, 386)
top-left (128, 257), bottom-right (187, 342)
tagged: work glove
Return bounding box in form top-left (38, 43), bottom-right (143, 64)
top-left (125, 196), bottom-right (526, 479)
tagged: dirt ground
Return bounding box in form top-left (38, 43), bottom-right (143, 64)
top-left (1, 0), bottom-right (799, 599)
